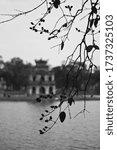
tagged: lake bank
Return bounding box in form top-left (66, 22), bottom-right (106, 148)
top-left (0, 94), bottom-right (100, 101)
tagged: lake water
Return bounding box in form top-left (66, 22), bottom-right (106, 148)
top-left (0, 100), bottom-right (100, 150)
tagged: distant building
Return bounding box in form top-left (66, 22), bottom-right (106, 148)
top-left (27, 59), bottom-right (56, 96)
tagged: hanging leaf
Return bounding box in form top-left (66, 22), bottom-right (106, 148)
top-left (36, 97), bottom-right (41, 102)
top-left (53, 0), bottom-right (60, 9)
top-left (68, 97), bottom-right (74, 106)
top-left (86, 45), bottom-right (94, 52)
top-left (59, 111), bottom-right (66, 123)
top-left (94, 18), bottom-right (99, 28)
top-left (40, 117), bottom-right (43, 121)
top-left (90, 19), bottom-right (94, 28)
top-left (49, 116), bottom-right (52, 120)
top-left (45, 119), bottom-right (49, 122)
top-left (41, 114), bottom-right (44, 117)
top-left (61, 41), bottom-right (64, 50)
top-left (30, 22), bottom-right (34, 25)
top-left (50, 105), bottom-right (56, 109)
top-left (45, 110), bottom-right (49, 113)
top-left (62, 23), bottom-right (67, 27)
top-left (92, 6), bottom-right (97, 14)
top-left (93, 45), bottom-right (99, 50)
top-left (44, 126), bottom-right (48, 129)
top-left (39, 130), bottom-right (44, 135)
top-left (54, 105), bottom-right (58, 109)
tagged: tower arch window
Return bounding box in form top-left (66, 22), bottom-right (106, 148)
top-left (32, 86), bottom-right (36, 94)
top-left (49, 86), bottom-right (53, 94)
top-left (33, 76), bottom-right (36, 82)
top-left (40, 76), bottom-right (45, 82)
top-left (40, 86), bottom-right (45, 94)
top-left (49, 76), bottom-right (52, 81)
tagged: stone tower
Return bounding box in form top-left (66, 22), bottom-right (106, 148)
top-left (27, 59), bottom-right (56, 96)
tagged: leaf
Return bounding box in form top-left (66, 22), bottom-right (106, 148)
top-left (40, 117), bottom-right (43, 121)
top-left (50, 105), bottom-right (55, 109)
top-left (30, 22), bottom-right (34, 25)
top-left (54, 105), bottom-right (58, 109)
top-left (93, 45), bottom-right (99, 50)
top-left (41, 114), bottom-right (44, 117)
top-left (49, 116), bottom-right (52, 120)
top-left (53, 0), bottom-right (60, 9)
top-left (45, 110), bottom-right (49, 113)
top-left (39, 130), bottom-right (44, 134)
top-left (68, 97), bottom-right (74, 106)
top-left (86, 45), bottom-right (94, 52)
top-left (94, 18), bottom-right (99, 28)
top-left (45, 119), bottom-right (48, 122)
top-left (35, 29), bottom-right (38, 32)
top-left (62, 23), bottom-right (67, 27)
top-left (36, 97), bottom-right (41, 102)
top-left (59, 111), bottom-right (66, 123)
top-left (61, 41), bottom-right (64, 50)
top-left (92, 6), bottom-right (97, 14)
top-left (90, 19), bottom-right (94, 28)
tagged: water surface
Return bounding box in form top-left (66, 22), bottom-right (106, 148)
top-left (0, 101), bottom-right (100, 150)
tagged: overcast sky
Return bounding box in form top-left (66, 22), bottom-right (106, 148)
top-left (0, 0), bottom-right (100, 67)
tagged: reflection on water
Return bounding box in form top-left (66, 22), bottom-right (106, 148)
top-left (0, 101), bottom-right (100, 150)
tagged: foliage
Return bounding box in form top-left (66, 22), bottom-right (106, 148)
top-left (1, 57), bottom-right (32, 90)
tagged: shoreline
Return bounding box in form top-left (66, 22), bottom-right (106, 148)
top-left (0, 95), bottom-right (100, 102)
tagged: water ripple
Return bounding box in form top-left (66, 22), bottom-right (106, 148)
top-left (0, 101), bottom-right (100, 150)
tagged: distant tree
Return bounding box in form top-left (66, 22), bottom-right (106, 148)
top-left (53, 62), bottom-right (88, 92)
top-left (0, 0), bottom-right (100, 134)
top-left (0, 56), bottom-right (4, 69)
top-left (3, 57), bottom-right (32, 90)
top-left (52, 66), bottom-right (67, 89)
top-left (89, 69), bottom-right (100, 94)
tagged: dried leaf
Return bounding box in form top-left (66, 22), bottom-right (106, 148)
top-left (62, 23), bottom-right (67, 27)
top-left (90, 19), bottom-right (94, 28)
top-left (59, 111), bottom-right (66, 123)
top-left (61, 41), bottom-right (64, 50)
top-left (45, 119), bottom-right (48, 122)
top-left (53, 0), bottom-right (60, 9)
top-left (45, 110), bottom-right (49, 113)
top-left (36, 97), bottom-right (41, 102)
top-left (30, 22), bottom-right (34, 25)
top-left (86, 45), bottom-right (93, 52)
top-left (68, 97), bottom-right (74, 106)
top-left (40, 117), bottom-right (43, 121)
top-left (92, 6), bottom-right (97, 14)
top-left (94, 18), bottom-right (99, 28)
top-left (93, 45), bottom-right (99, 50)
top-left (39, 130), bottom-right (44, 134)
top-left (49, 116), bottom-right (52, 120)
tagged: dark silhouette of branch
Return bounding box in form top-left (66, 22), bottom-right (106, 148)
top-left (0, 0), bottom-right (47, 24)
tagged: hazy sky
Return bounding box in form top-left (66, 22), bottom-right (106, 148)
top-left (0, 0), bottom-right (100, 67)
